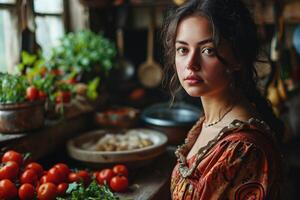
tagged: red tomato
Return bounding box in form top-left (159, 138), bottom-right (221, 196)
top-left (2, 150), bottom-right (23, 166)
top-left (62, 91), bottom-right (72, 103)
top-left (109, 175), bottom-right (128, 192)
top-left (39, 175), bottom-right (52, 184)
top-left (47, 167), bottom-right (63, 185)
top-left (66, 77), bottom-right (77, 84)
top-left (57, 183), bottom-right (68, 196)
top-left (37, 183), bottom-right (57, 200)
top-left (40, 66), bottom-right (48, 77)
top-left (112, 164), bottom-right (128, 177)
top-left (0, 179), bottom-right (18, 199)
top-left (92, 171), bottom-right (99, 178)
top-left (38, 91), bottom-right (47, 101)
top-left (25, 162), bottom-right (44, 178)
top-left (18, 183), bottom-right (35, 200)
top-left (68, 172), bottom-right (81, 183)
top-left (53, 163), bottom-right (70, 182)
top-left (20, 169), bottom-right (38, 185)
top-left (96, 168), bottom-right (115, 185)
top-left (50, 69), bottom-right (62, 76)
top-left (26, 86), bottom-right (39, 101)
top-left (56, 91), bottom-right (72, 104)
top-left (77, 170), bottom-right (91, 186)
top-left (0, 161), bottom-right (19, 180)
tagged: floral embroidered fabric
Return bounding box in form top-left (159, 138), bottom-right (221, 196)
top-left (171, 118), bottom-right (282, 200)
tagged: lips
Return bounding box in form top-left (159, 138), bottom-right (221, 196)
top-left (184, 75), bottom-right (203, 84)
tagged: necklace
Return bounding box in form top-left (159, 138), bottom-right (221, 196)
top-left (203, 104), bottom-right (235, 128)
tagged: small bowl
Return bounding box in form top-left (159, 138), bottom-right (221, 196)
top-left (66, 128), bottom-right (167, 168)
top-left (141, 102), bottom-right (201, 145)
top-left (94, 107), bottom-right (139, 129)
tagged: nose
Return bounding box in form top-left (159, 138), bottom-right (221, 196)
top-left (186, 49), bottom-right (201, 71)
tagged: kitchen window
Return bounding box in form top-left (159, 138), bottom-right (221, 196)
top-left (33, 0), bottom-right (67, 58)
top-left (0, 0), bottom-right (19, 73)
top-left (0, 0), bottom-right (68, 73)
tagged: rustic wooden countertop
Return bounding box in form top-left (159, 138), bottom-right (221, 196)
top-left (116, 146), bottom-right (176, 200)
top-left (0, 109), bottom-right (177, 200)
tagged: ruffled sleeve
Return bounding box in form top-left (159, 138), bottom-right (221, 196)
top-left (171, 131), bottom-right (282, 200)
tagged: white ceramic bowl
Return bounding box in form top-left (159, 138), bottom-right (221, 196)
top-left (66, 128), bottom-right (168, 167)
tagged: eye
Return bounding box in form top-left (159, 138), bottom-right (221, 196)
top-left (176, 47), bottom-right (188, 55)
top-left (202, 48), bottom-right (215, 56)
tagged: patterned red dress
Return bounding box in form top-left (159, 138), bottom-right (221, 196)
top-left (171, 118), bottom-right (282, 200)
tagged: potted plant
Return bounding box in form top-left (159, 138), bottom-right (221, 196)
top-left (0, 73), bottom-right (45, 133)
top-left (49, 30), bottom-right (117, 83)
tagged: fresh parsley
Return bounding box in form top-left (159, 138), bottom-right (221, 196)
top-left (56, 181), bottom-right (120, 200)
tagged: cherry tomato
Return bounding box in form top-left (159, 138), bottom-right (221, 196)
top-left (47, 167), bottom-right (63, 185)
top-left (37, 183), bottom-right (57, 200)
top-left (40, 175), bottom-right (52, 184)
top-left (56, 91), bottom-right (72, 104)
top-left (112, 164), bottom-right (128, 177)
top-left (0, 161), bottom-right (19, 180)
top-left (18, 183), bottom-right (35, 200)
top-left (0, 179), bottom-right (17, 199)
top-left (68, 172), bottom-right (81, 183)
top-left (57, 183), bottom-right (68, 196)
top-left (38, 91), bottom-right (47, 101)
top-left (109, 175), bottom-right (128, 192)
top-left (62, 91), bottom-right (72, 103)
top-left (26, 86), bottom-right (39, 101)
top-left (97, 168), bottom-right (115, 185)
top-left (50, 69), bottom-right (62, 76)
top-left (25, 162), bottom-right (44, 178)
top-left (53, 163), bottom-right (70, 182)
top-left (92, 171), bottom-right (99, 179)
top-left (40, 66), bottom-right (48, 77)
top-left (20, 169), bottom-right (38, 185)
top-left (66, 77), bottom-right (77, 84)
top-left (77, 170), bottom-right (91, 186)
top-left (2, 150), bottom-right (23, 166)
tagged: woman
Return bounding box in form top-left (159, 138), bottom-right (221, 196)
top-left (161, 0), bottom-right (284, 199)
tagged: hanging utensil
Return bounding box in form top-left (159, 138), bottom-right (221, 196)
top-left (115, 4), bottom-right (135, 81)
top-left (138, 9), bottom-right (163, 88)
top-left (114, 3), bottom-right (135, 81)
top-left (21, 0), bottom-right (36, 54)
top-left (115, 28), bottom-right (135, 81)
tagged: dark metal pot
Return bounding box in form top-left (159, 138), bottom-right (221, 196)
top-left (141, 102), bottom-right (202, 145)
top-left (0, 100), bottom-right (45, 133)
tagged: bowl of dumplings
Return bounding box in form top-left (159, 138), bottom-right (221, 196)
top-left (66, 128), bottom-right (168, 167)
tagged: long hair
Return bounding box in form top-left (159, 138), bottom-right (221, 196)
top-left (161, 0), bottom-right (284, 140)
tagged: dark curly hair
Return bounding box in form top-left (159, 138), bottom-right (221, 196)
top-left (161, 0), bottom-right (284, 140)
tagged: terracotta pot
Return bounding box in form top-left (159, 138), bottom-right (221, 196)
top-left (0, 100), bottom-right (45, 133)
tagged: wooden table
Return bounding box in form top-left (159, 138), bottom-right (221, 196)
top-left (117, 146), bottom-right (176, 200)
top-left (0, 111), bottom-right (177, 200)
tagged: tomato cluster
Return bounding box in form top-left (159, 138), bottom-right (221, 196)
top-left (94, 164), bottom-right (129, 192)
top-left (0, 150), bottom-right (130, 199)
top-left (26, 86), bottom-right (47, 101)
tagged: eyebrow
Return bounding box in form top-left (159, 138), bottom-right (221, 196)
top-left (175, 38), bottom-right (213, 46)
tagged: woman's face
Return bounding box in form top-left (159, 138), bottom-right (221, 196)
top-left (175, 15), bottom-right (236, 98)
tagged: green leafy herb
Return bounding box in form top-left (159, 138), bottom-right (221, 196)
top-left (50, 30), bottom-right (117, 76)
top-left (87, 77), bottom-right (100, 100)
top-left (0, 73), bottom-right (29, 104)
top-left (57, 181), bottom-right (120, 200)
